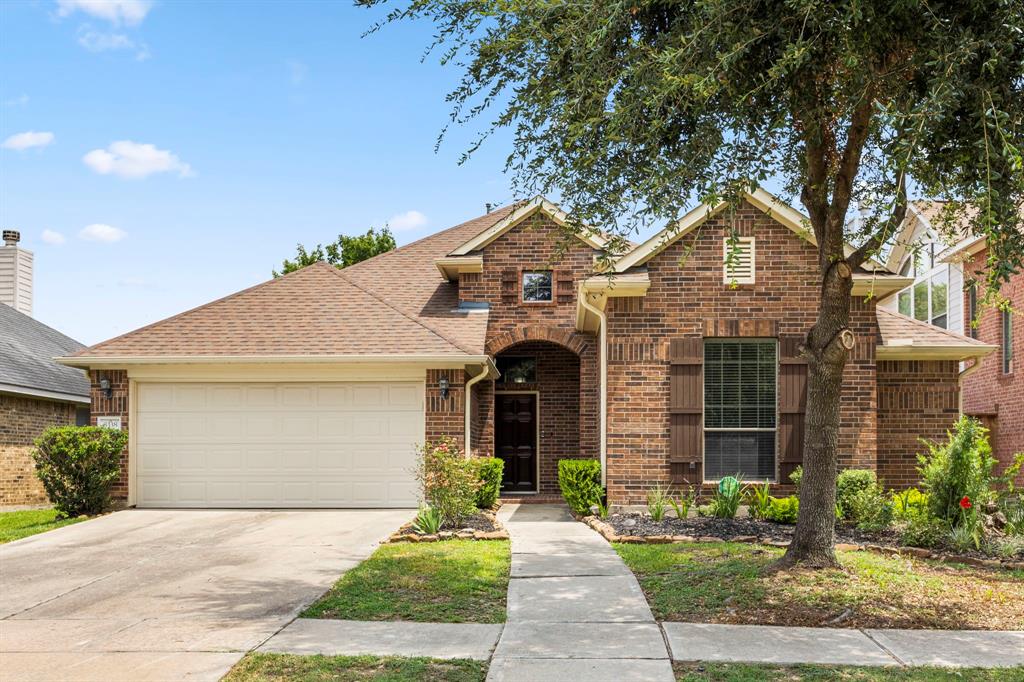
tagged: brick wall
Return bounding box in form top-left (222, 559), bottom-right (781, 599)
top-left (961, 249), bottom-right (1023, 477)
top-left (877, 360), bottom-right (961, 488)
top-left (89, 370), bottom-right (130, 500)
top-left (0, 394), bottom-right (78, 505)
top-left (458, 210), bottom-right (601, 490)
top-left (425, 368), bottom-right (466, 452)
top-left (604, 202), bottom-right (881, 505)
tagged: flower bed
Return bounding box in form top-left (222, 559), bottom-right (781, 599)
top-left (387, 509), bottom-right (509, 543)
top-left (583, 513), bottom-right (1024, 570)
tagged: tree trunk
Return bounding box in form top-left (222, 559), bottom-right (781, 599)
top-left (776, 260), bottom-right (855, 569)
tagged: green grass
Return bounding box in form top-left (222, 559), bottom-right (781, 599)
top-left (303, 539), bottom-right (510, 623)
top-left (616, 542), bottom-right (1024, 630)
top-left (675, 662), bottom-right (1024, 681)
top-left (0, 508), bottom-right (86, 544)
top-left (224, 653), bottom-right (486, 682)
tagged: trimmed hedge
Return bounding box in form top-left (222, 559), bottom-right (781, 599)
top-left (557, 459), bottom-right (602, 515)
top-left (33, 426), bottom-right (128, 518)
top-left (474, 457), bottom-right (504, 509)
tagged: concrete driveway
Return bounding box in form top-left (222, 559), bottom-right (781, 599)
top-left (0, 508), bottom-right (410, 681)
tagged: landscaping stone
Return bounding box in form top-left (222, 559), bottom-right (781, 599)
top-left (663, 623), bottom-right (898, 666)
top-left (259, 619), bottom-right (503, 661)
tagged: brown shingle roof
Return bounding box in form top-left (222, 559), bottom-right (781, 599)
top-left (70, 205), bottom-right (519, 359)
top-left (876, 308), bottom-right (995, 360)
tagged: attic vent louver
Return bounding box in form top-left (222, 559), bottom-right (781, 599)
top-left (723, 237), bottom-right (755, 284)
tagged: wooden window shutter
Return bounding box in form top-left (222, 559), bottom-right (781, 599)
top-left (778, 336), bottom-right (807, 481)
top-left (669, 337), bottom-right (703, 483)
top-left (555, 269), bottom-right (574, 304)
top-left (501, 269), bottom-right (517, 303)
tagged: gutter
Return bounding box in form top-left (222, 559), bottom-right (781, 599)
top-left (464, 362), bottom-right (492, 456)
top-left (578, 284), bottom-right (608, 487)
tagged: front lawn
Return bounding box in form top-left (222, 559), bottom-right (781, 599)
top-left (675, 663), bottom-right (1024, 681)
top-left (303, 539), bottom-right (510, 623)
top-left (0, 508), bottom-right (85, 544)
top-left (616, 542), bottom-right (1024, 629)
top-left (225, 653), bottom-right (486, 682)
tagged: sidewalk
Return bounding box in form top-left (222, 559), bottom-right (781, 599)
top-left (259, 504), bottom-right (1024, 676)
top-left (486, 504), bottom-right (674, 682)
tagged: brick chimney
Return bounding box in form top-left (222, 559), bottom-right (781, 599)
top-left (0, 229), bottom-right (33, 316)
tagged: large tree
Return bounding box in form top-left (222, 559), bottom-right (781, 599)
top-left (365, 0), bottom-right (1024, 566)
top-left (273, 226), bottom-right (396, 277)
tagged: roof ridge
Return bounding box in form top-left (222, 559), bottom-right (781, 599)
top-left (326, 264), bottom-right (480, 355)
top-left (877, 307), bottom-right (987, 345)
top-left (70, 264), bottom-right (329, 357)
top-left (343, 203), bottom-right (522, 274)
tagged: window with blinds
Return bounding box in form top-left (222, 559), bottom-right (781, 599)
top-left (723, 237), bottom-right (755, 284)
top-left (704, 339), bottom-right (777, 480)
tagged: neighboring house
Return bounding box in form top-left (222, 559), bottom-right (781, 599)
top-left (57, 191), bottom-right (994, 509)
top-left (941, 234), bottom-right (1023, 476)
top-left (1, 233), bottom-right (91, 504)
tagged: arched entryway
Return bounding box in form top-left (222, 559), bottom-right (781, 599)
top-left (480, 326), bottom-right (599, 495)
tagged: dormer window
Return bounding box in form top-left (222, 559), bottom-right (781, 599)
top-left (522, 271), bottom-right (553, 302)
top-left (723, 237), bottom-right (755, 284)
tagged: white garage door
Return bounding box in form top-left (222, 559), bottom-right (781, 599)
top-left (135, 381), bottom-right (424, 508)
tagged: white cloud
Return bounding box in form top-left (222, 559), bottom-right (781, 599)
top-left (83, 140), bottom-right (193, 179)
top-left (79, 223), bottom-right (126, 242)
top-left (77, 26), bottom-right (150, 60)
top-left (56, 0), bottom-right (152, 27)
top-left (4, 94), bottom-right (29, 107)
top-left (41, 229), bottom-right (66, 245)
top-left (387, 210), bottom-right (428, 231)
top-left (2, 131), bottom-right (55, 151)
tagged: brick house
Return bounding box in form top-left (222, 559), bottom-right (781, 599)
top-left (1, 231), bottom-right (91, 505)
top-left (940, 234), bottom-right (1022, 477)
top-left (57, 191), bottom-right (994, 509)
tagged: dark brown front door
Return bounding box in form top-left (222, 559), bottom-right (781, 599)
top-left (495, 393), bottom-right (537, 492)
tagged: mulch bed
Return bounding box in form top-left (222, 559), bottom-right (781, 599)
top-left (591, 513), bottom-right (1024, 570)
top-left (386, 509), bottom-right (509, 543)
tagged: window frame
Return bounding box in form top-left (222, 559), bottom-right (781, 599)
top-left (521, 270), bottom-right (554, 304)
top-left (1003, 309), bottom-right (1014, 375)
top-left (893, 263), bottom-right (950, 329)
top-left (702, 338), bottom-right (778, 483)
top-left (496, 355), bottom-right (538, 384)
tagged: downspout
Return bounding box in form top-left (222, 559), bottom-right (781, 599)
top-left (578, 285), bottom-right (608, 486)
top-left (465, 363), bottom-right (491, 456)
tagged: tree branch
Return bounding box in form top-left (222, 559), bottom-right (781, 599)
top-left (849, 173), bottom-right (908, 269)
top-left (825, 94), bottom-right (875, 258)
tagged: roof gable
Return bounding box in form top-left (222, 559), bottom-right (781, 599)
top-left (448, 196), bottom-right (609, 256)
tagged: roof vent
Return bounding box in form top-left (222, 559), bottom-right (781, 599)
top-left (724, 237), bottom-right (755, 284)
top-left (3, 230), bottom-right (19, 246)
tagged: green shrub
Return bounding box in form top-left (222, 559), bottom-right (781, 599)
top-left (33, 426), bottom-right (127, 518)
top-left (412, 505), bottom-right (442, 534)
top-left (557, 459), bottom-right (603, 515)
top-left (745, 482), bottom-right (772, 520)
top-left (414, 438), bottom-right (479, 528)
top-left (707, 476), bottom-right (742, 518)
top-left (646, 483), bottom-right (670, 521)
top-left (789, 466), bottom-right (803, 495)
top-left (836, 469), bottom-right (877, 521)
top-left (669, 485), bottom-right (697, 519)
top-left (473, 457), bottom-right (504, 509)
top-left (846, 485), bottom-right (894, 531)
top-left (918, 416), bottom-right (995, 525)
top-left (764, 495), bottom-right (800, 524)
top-left (892, 488), bottom-right (929, 521)
top-left (900, 513), bottom-right (946, 548)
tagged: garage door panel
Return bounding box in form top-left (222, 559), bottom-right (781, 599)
top-left (136, 381), bottom-right (423, 508)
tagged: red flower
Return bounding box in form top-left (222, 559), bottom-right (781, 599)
top-left (959, 496), bottom-right (972, 510)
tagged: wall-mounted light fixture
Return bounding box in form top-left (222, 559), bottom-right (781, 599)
top-left (99, 377), bottom-right (112, 399)
top-left (438, 376), bottom-right (450, 400)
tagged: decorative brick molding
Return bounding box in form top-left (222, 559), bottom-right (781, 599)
top-left (0, 394), bottom-right (77, 505)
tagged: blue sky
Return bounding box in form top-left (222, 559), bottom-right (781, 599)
top-left (1, 1), bottom-right (532, 345)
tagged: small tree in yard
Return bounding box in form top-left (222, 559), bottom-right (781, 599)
top-left (33, 426), bottom-right (128, 518)
top-left (272, 226), bottom-right (396, 277)
top-left (363, 1), bottom-right (1024, 567)
top-left (414, 437), bottom-right (479, 528)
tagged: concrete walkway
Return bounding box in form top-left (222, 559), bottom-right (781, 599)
top-left (487, 504), bottom-right (674, 682)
